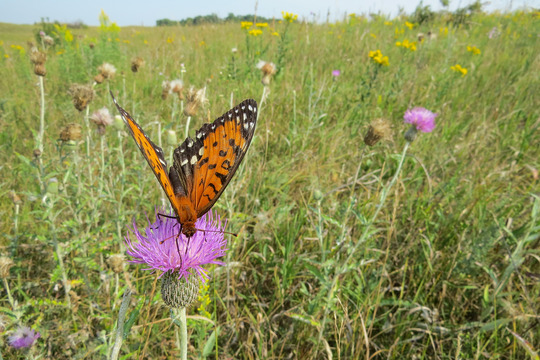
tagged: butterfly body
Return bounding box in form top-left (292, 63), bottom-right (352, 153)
top-left (111, 92), bottom-right (257, 239)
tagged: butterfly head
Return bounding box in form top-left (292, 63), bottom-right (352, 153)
top-left (181, 222), bottom-right (197, 238)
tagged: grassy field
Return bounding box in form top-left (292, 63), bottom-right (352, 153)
top-left (0, 9), bottom-right (539, 359)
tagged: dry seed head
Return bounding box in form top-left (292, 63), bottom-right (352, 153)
top-left (364, 118), bottom-right (392, 146)
top-left (107, 254), bottom-right (125, 273)
top-left (161, 80), bottom-right (171, 100)
top-left (98, 62), bottom-right (116, 79)
top-left (183, 86), bottom-right (207, 116)
top-left (69, 84), bottom-right (94, 112)
top-left (89, 42), bottom-right (95, 49)
top-left (170, 79), bottom-right (184, 100)
top-left (43, 35), bottom-right (55, 46)
top-left (30, 47), bottom-right (47, 65)
top-left (94, 73), bottom-right (105, 84)
top-left (33, 149), bottom-right (42, 159)
top-left (90, 107), bottom-right (113, 135)
top-left (257, 60), bottom-right (277, 86)
top-left (59, 123), bottom-right (82, 141)
top-left (130, 57), bottom-right (144, 72)
top-left (257, 60), bottom-right (277, 76)
top-left (0, 257), bottom-right (14, 279)
top-left (33, 63), bottom-right (46, 77)
top-left (8, 191), bottom-right (22, 205)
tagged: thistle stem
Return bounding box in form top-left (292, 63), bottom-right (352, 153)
top-left (3, 278), bottom-right (14, 309)
top-left (37, 76), bottom-right (45, 154)
top-left (184, 116), bottom-right (191, 140)
top-left (178, 307), bottom-right (188, 360)
top-left (11, 202), bottom-right (20, 256)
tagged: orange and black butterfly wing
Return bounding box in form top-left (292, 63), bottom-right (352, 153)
top-left (171, 99), bottom-right (257, 217)
top-left (111, 93), bottom-right (181, 212)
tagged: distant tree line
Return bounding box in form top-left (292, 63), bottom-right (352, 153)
top-left (156, 13), bottom-right (274, 26)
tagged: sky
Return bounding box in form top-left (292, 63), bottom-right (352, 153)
top-left (0, 0), bottom-right (537, 26)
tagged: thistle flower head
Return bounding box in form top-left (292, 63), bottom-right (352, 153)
top-left (257, 60), bottom-right (277, 86)
top-left (59, 123), bottom-right (82, 142)
top-left (332, 69), bottom-right (341, 77)
top-left (97, 62), bottom-right (116, 79)
top-left (68, 83), bottom-right (94, 111)
top-left (170, 79), bottom-right (184, 100)
top-left (29, 47), bottom-right (46, 65)
top-left (90, 107), bottom-right (113, 135)
top-left (8, 326), bottom-right (40, 349)
top-left (0, 256), bottom-right (14, 279)
top-left (403, 107), bottom-right (437, 141)
top-left (404, 107), bottom-right (437, 133)
top-left (184, 86), bottom-right (207, 116)
top-left (161, 80), bottom-right (172, 100)
top-left (107, 254), bottom-right (125, 273)
top-left (125, 209), bottom-right (227, 284)
top-left (364, 118), bottom-right (392, 146)
top-left (130, 57), bottom-right (144, 72)
top-left (43, 35), bottom-right (55, 46)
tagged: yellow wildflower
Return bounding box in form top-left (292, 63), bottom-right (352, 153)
top-left (123, 39), bottom-right (130, 44)
top-left (248, 29), bottom-right (263, 36)
top-left (143, 40), bottom-right (148, 45)
top-left (272, 31), bottom-right (279, 36)
top-left (256, 22), bottom-right (268, 28)
top-left (467, 45), bottom-right (481, 55)
top-left (405, 21), bottom-right (414, 30)
top-left (439, 27), bottom-right (448, 36)
top-left (282, 11), bottom-right (298, 22)
top-left (394, 27), bottom-right (405, 37)
top-left (370, 33), bottom-right (377, 38)
top-left (384, 21), bottom-right (393, 26)
top-left (199, 40), bottom-right (206, 47)
top-left (451, 64), bottom-right (467, 76)
top-left (167, 37), bottom-right (174, 44)
top-left (4, 54), bottom-right (9, 58)
top-left (241, 21), bottom-right (253, 29)
top-left (396, 39), bottom-right (417, 51)
top-left (369, 50), bottom-right (389, 66)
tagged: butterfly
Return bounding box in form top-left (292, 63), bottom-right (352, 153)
top-left (111, 91), bottom-right (257, 239)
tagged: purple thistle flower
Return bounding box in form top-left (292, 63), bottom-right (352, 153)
top-left (332, 69), bottom-right (341, 77)
top-left (8, 326), bottom-right (40, 349)
top-left (125, 209), bottom-right (227, 283)
top-left (403, 107), bottom-right (437, 133)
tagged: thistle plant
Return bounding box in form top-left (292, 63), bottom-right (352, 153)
top-left (318, 106), bottom-right (437, 353)
top-left (124, 209), bottom-right (228, 359)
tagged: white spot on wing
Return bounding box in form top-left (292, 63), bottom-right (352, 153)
top-left (243, 123), bottom-right (249, 130)
top-left (190, 155), bottom-right (197, 164)
top-left (248, 105), bottom-right (253, 111)
top-left (181, 159), bottom-right (188, 166)
top-left (243, 113), bottom-right (247, 121)
top-left (241, 106), bottom-right (245, 110)
top-left (199, 147), bottom-right (204, 156)
top-left (187, 140), bottom-right (193, 147)
top-left (197, 132), bottom-right (203, 139)
top-left (250, 122), bottom-right (255, 128)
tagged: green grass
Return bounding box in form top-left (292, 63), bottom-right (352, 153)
top-left (0, 10), bottom-right (539, 359)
